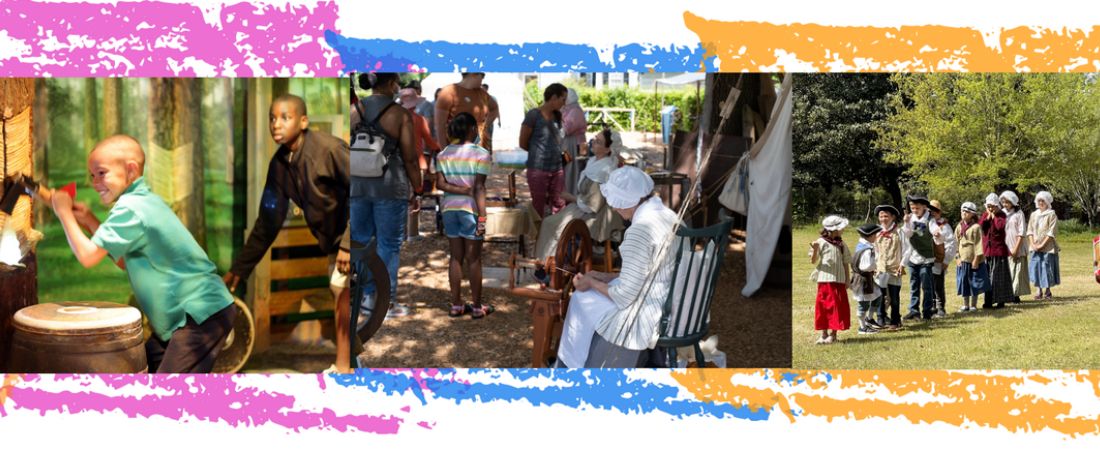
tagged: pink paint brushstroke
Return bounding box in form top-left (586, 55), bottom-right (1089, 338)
top-left (0, 0), bottom-right (343, 77)
top-left (3, 374), bottom-right (403, 434)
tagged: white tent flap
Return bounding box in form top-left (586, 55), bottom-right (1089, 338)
top-left (742, 75), bottom-right (793, 298)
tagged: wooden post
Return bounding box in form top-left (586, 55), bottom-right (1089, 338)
top-left (0, 78), bottom-right (38, 371)
top-left (245, 79), bottom-right (274, 352)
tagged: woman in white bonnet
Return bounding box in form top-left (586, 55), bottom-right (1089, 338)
top-left (555, 166), bottom-right (681, 368)
top-left (1027, 190), bottom-right (1060, 299)
top-left (533, 128), bottom-right (622, 262)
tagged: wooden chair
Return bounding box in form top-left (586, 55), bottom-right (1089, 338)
top-left (656, 217), bottom-right (734, 368)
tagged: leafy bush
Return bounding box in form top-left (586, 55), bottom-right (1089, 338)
top-left (523, 80), bottom-right (703, 133)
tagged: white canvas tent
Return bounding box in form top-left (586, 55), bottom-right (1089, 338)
top-left (719, 75), bottom-right (792, 298)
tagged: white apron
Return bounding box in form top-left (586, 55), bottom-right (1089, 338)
top-left (557, 278), bottom-right (621, 368)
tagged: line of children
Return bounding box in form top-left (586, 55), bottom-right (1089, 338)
top-left (811, 191), bottom-right (1062, 344)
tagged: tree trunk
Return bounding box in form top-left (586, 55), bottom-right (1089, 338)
top-left (148, 79), bottom-right (206, 246)
top-left (102, 79), bottom-right (122, 136)
top-left (0, 78), bottom-right (38, 371)
top-left (33, 79), bottom-right (49, 227)
top-left (83, 79), bottom-right (99, 154)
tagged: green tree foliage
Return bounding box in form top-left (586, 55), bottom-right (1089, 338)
top-left (880, 73), bottom-right (1100, 226)
top-left (793, 73), bottom-right (904, 222)
top-left (524, 79), bottom-right (703, 133)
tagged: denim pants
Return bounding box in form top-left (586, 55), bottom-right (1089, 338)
top-left (909, 263), bottom-right (935, 318)
top-left (351, 197), bottom-right (407, 303)
top-left (878, 283), bottom-right (901, 326)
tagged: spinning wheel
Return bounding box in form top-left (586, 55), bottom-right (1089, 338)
top-left (550, 220), bottom-right (593, 290)
top-left (334, 239), bottom-right (392, 373)
top-left (509, 219), bottom-right (593, 367)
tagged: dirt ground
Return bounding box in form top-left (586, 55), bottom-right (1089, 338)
top-left (242, 132), bottom-right (790, 371)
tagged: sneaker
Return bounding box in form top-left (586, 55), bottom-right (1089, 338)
top-left (386, 303), bottom-right (411, 319)
top-left (903, 312), bottom-right (921, 321)
top-left (858, 325), bottom-right (878, 335)
top-left (934, 309), bottom-right (947, 318)
top-left (958, 305), bottom-right (970, 313)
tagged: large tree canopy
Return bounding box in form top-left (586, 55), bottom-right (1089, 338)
top-left (793, 74), bottom-right (905, 219)
top-left (879, 73), bottom-right (1100, 225)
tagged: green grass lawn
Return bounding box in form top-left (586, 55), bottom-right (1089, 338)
top-left (792, 224), bottom-right (1100, 369)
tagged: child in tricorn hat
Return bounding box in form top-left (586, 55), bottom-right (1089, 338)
top-left (850, 223), bottom-right (883, 335)
top-left (928, 199), bottom-right (956, 317)
top-left (902, 194), bottom-right (940, 321)
top-left (873, 204), bottom-right (905, 330)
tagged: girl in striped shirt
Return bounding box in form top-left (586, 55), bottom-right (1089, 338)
top-left (436, 112), bottom-right (493, 318)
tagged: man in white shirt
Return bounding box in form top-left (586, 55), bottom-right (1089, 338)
top-left (902, 194), bottom-right (939, 321)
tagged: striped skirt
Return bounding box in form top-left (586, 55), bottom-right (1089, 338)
top-left (986, 256), bottom-right (1013, 305)
top-left (956, 261), bottom-right (990, 297)
top-left (1028, 251), bottom-right (1061, 289)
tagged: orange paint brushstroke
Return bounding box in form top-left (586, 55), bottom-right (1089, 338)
top-left (671, 370), bottom-right (1100, 438)
top-left (683, 12), bottom-right (1100, 72)
top-left (0, 374), bottom-right (25, 407)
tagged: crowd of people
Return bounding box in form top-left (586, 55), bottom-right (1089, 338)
top-left (810, 191), bottom-right (1061, 344)
top-left (351, 72), bottom-right (694, 367)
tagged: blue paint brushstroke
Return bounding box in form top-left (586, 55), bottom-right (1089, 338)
top-left (325, 32), bottom-right (717, 72)
top-left (330, 369), bottom-right (772, 421)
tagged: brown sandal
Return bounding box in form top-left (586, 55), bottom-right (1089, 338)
top-left (471, 304), bottom-right (495, 319)
top-left (449, 303), bottom-right (472, 318)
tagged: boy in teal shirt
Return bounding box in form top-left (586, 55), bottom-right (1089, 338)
top-left (50, 134), bottom-right (236, 373)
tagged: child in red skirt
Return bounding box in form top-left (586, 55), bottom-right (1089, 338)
top-left (809, 215), bottom-right (851, 344)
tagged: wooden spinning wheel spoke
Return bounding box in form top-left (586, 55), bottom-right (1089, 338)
top-left (552, 220), bottom-right (593, 290)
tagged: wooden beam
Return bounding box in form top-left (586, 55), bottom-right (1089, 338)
top-left (274, 227), bottom-right (319, 248)
top-left (268, 288), bottom-right (333, 316)
top-left (270, 256), bottom-right (330, 280)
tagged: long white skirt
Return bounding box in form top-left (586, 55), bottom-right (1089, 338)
top-left (557, 279), bottom-right (621, 368)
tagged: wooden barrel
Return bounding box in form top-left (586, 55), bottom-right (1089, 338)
top-left (9, 301), bottom-right (147, 373)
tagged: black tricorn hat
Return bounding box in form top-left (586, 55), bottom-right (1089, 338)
top-left (906, 194), bottom-right (931, 207)
top-left (874, 204), bottom-right (901, 218)
top-left (857, 223), bottom-right (883, 237)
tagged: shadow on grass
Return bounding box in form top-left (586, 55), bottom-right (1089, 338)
top-left (835, 295), bottom-right (1097, 346)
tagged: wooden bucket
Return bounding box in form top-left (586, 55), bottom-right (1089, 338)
top-left (8, 301), bottom-right (147, 373)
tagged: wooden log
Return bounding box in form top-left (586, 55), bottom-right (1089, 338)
top-left (1, 78), bottom-right (37, 371)
top-left (0, 256), bottom-right (37, 371)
